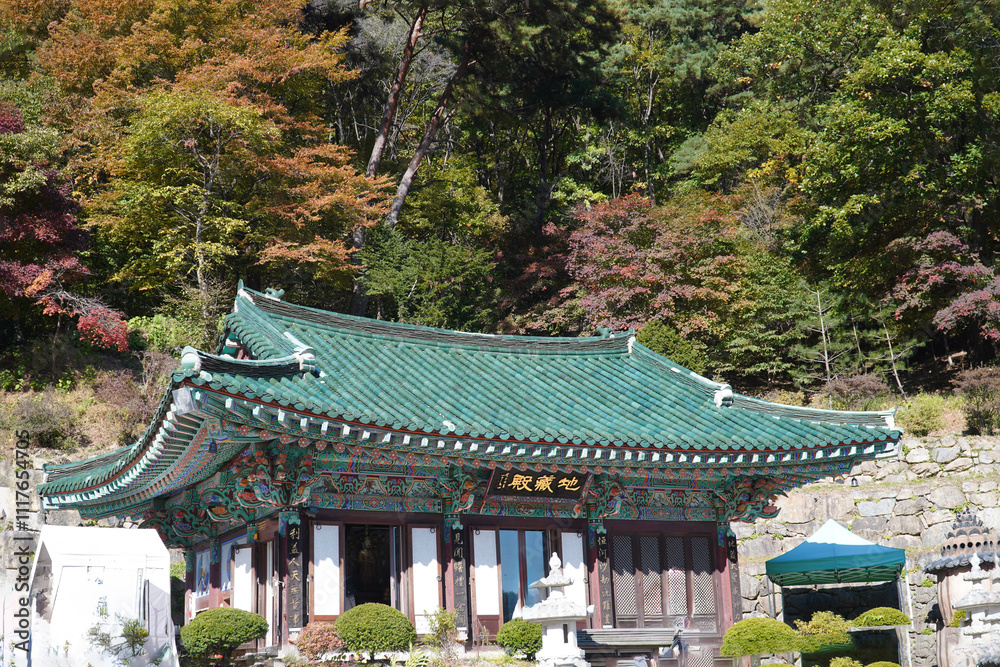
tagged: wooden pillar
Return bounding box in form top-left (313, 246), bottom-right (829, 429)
top-left (723, 525), bottom-right (742, 624)
top-left (185, 549), bottom-right (196, 623)
top-left (280, 511), bottom-right (305, 633)
top-left (589, 519), bottom-right (613, 628)
top-left (209, 538), bottom-right (222, 607)
top-left (445, 514), bottom-right (470, 639)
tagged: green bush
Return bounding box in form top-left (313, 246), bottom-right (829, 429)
top-left (720, 617), bottom-right (800, 657)
top-left (954, 367), bottom-right (1000, 435)
top-left (335, 603), bottom-right (416, 662)
top-left (495, 619), bottom-right (543, 660)
top-left (896, 393), bottom-right (945, 436)
top-left (180, 607), bottom-right (268, 666)
top-left (830, 659), bottom-right (863, 667)
top-left (852, 607), bottom-right (910, 627)
top-left (11, 390), bottom-right (81, 449)
top-left (637, 320), bottom-right (710, 375)
top-left (948, 609), bottom-right (967, 627)
top-left (865, 662), bottom-right (901, 667)
top-left (170, 562), bottom-right (186, 627)
top-left (795, 611), bottom-right (852, 653)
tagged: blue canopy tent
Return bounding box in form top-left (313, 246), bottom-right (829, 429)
top-left (766, 519), bottom-right (905, 586)
top-left (765, 519), bottom-right (910, 667)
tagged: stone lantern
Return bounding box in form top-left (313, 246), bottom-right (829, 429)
top-left (924, 512), bottom-right (999, 667)
top-left (518, 552), bottom-right (595, 667)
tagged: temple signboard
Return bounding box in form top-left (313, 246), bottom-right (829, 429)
top-left (486, 470), bottom-right (589, 500)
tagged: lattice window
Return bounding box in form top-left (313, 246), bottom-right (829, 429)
top-left (691, 536), bottom-right (715, 615)
top-left (639, 535), bottom-right (662, 618)
top-left (606, 531), bottom-right (718, 630)
top-left (686, 651), bottom-right (714, 667)
top-left (665, 536), bottom-right (687, 616)
top-left (612, 534), bottom-right (637, 617)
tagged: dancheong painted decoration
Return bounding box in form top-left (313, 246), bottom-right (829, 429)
top-left (38, 283), bottom-right (901, 664)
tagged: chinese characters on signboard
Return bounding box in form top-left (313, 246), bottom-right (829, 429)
top-left (451, 526), bottom-right (469, 631)
top-left (486, 471), bottom-right (589, 500)
top-left (287, 524), bottom-right (304, 629)
top-left (594, 531), bottom-right (614, 627)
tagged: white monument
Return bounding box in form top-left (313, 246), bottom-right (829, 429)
top-left (517, 552), bottom-right (594, 667)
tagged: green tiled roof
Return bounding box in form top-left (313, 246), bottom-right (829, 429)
top-left (216, 286), bottom-right (899, 449)
top-left (38, 284), bottom-right (901, 513)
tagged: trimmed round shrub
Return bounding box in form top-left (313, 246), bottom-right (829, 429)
top-left (721, 617), bottom-right (800, 657)
top-left (852, 607), bottom-right (910, 627)
top-left (496, 619), bottom-right (543, 660)
top-left (830, 659), bottom-right (862, 667)
top-left (295, 621), bottom-right (343, 661)
top-left (866, 662), bottom-right (901, 667)
top-left (180, 607), bottom-right (268, 665)
top-left (335, 603), bottom-right (416, 662)
top-left (795, 611), bottom-right (852, 653)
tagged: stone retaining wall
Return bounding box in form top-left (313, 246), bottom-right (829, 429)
top-left (736, 435), bottom-right (1000, 667)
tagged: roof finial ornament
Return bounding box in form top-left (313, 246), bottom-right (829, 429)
top-left (714, 385), bottom-right (733, 408)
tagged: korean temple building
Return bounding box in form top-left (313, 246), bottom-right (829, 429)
top-left (37, 285), bottom-right (902, 665)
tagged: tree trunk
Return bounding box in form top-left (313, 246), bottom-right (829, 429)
top-left (384, 34), bottom-right (478, 229)
top-left (366, 5), bottom-right (427, 178)
top-left (350, 5), bottom-right (427, 317)
top-left (533, 107), bottom-right (555, 233)
top-left (883, 320), bottom-right (908, 401)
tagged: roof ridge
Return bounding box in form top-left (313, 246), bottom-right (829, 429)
top-left (731, 393), bottom-right (898, 428)
top-left (237, 286), bottom-right (636, 355)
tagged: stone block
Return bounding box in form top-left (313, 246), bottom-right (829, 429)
top-left (732, 522), bottom-right (757, 540)
top-left (922, 522), bottom-right (952, 548)
top-left (911, 462), bottom-right (940, 477)
top-left (905, 447), bottom-right (930, 463)
top-left (740, 572), bottom-right (761, 599)
top-left (857, 498), bottom-right (896, 516)
top-left (924, 510), bottom-right (955, 526)
top-left (979, 508), bottom-right (1000, 534)
top-left (980, 450), bottom-right (996, 465)
top-left (741, 535), bottom-right (784, 560)
top-left (887, 515), bottom-right (923, 535)
top-left (44, 509), bottom-right (81, 526)
top-left (945, 457), bottom-right (974, 473)
top-left (887, 535), bottom-right (921, 549)
top-left (858, 460), bottom-right (879, 474)
top-left (980, 479), bottom-right (998, 493)
top-left (928, 485), bottom-right (966, 509)
top-left (874, 461), bottom-right (905, 481)
top-left (894, 498), bottom-right (928, 516)
top-left (851, 516), bottom-right (888, 541)
top-left (963, 480), bottom-right (980, 493)
top-left (934, 445), bottom-right (961, 464)
top-left (773, 493), bottom-right (817, 524)
top-left (970, 492), bottom-right (999, 509)
top-left (913, 585), bottom-right (937, 606)
top-left (816, 494), bottom-right (857, 522)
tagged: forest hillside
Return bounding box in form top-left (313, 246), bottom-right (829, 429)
top-left (2, 0), bottom-right (1000, 456)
